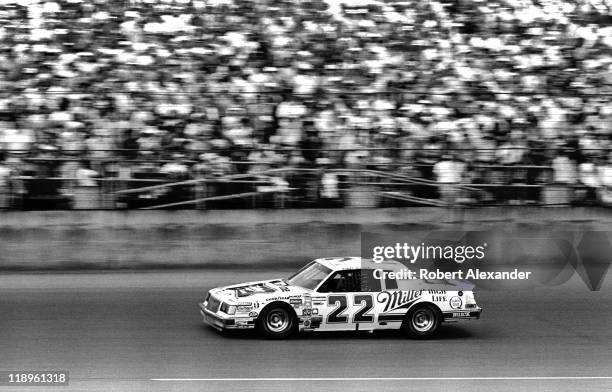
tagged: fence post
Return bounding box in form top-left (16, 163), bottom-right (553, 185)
top-left (195, 181), bottom-right (206, 210)
top-left (110, 178), bottom-right (116, 209)
top-left (281, 171), bottom-right (287, 208)
top-left (98, 179), bottom-right (103, 209)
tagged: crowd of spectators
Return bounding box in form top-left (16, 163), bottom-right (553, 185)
top-left (0, 0), bottom-right (612, 207)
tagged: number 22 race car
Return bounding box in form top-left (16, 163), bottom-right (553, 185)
top-left (199, 257), bottom-right (482, 339)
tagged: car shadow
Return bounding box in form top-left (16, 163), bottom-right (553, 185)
top-left (197, 323), bottom-right (474, 340)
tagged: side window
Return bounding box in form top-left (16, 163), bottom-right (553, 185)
top-left (317, 272), bottom-right (341, 293)
top-left (383, 271), bottom-right (398, 290)
top-left (361, 269), bottom-right (382, 292)
top-left (318, 270), bottom-right (361, 293)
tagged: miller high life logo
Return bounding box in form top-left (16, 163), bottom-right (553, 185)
top-left (377, 290), bottom-right (423, 312)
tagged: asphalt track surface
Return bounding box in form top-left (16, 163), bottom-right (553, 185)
top-left (0, 270), bottom-right (611, 392)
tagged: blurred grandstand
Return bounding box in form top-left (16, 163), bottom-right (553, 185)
top-left (0, 0), bottom-right (611, 209)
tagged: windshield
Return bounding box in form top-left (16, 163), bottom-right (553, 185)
top-left (287, 262), bottom-right (332, 290)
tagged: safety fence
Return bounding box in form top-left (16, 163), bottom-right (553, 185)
top-left (0, 166), bottom-right (604, 210)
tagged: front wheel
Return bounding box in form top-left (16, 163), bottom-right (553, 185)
top-left (403, 305), bottom-right (441, 339)
top-left (256, 304), bottom-right (296, 339)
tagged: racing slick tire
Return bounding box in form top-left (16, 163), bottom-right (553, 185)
top-left (403, 304), bottom-right (441, 339)
top-left (256, 303), bottom-right (297, 339)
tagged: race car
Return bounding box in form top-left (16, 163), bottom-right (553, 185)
top-left (199, 257), bottom-right (482, 339)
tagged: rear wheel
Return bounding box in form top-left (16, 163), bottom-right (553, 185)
top-left (403, 304), bottom-right (441, 339)
top-left (257, 304), bottom-right (296, 339)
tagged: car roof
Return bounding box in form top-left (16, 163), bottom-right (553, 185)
top-left (314, 257), bottom-right (405, 271)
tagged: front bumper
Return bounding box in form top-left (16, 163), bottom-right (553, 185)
top-left (198, 303), bottom-right (255, 331)
top-left (443, 307), bottom-right (482, 321)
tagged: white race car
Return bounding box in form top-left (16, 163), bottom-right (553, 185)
top-left (199, 257), bottom-right (482, 338)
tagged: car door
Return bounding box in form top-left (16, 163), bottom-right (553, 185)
top-left (316, 269), bottom-right (384, 332)
top-left (374, 269), bottom-right (407, 330)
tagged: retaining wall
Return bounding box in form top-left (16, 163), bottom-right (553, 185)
top-left (0, 208), bottom-right (610, 270)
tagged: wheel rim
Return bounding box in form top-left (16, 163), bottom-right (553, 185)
top-left (266, 308), bottom-right (289, 333)
top-left (412, 308), bottom-right (435, 332)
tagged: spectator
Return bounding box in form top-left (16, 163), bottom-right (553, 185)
top-left (551, 151), bottom-right (578, 185)
top-left (319, 158), bottom-right (342, 207)
top-left (0, 152), bottom-right (11, 208)
top-left (433, 153), bottom-right (466, 205)
top-left (598, 152), bottom-right (612, 205)
top-left (74, 160), bottom-right (100, 209)
top-left (300, 121), bottom-right (322, 165)
top-left (578, 156), bottom-right (600, 203)
top-left (0, 0), bottom-right (611, 208)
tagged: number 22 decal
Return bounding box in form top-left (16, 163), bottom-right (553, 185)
top-left (353, 295), bottom-right (374, 323)
top-left (327, 295), bottom-right (348, 323)
top-left (327, 294), bottom-right (374, 323)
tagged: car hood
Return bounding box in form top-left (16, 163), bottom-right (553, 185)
top-left (209, 279), bottom-right (311, 303)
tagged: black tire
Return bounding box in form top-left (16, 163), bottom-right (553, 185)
top-left (403, 304), bottom-right (441, 339)
top-left (256, 303), bottom-right (297, 339)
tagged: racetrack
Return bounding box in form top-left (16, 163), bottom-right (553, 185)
top-left (0, 270), bottom-right (610, 392)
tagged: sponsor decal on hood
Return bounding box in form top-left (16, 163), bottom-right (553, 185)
top-left (227, 281), bottom-right (278, 297)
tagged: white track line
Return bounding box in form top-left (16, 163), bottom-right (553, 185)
top-left (151, 377), bottom-right (612, 382)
